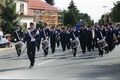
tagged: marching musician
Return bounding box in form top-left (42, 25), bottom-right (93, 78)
top-left (56, 28), bottom-right (60, 47)
top-left (13, 25), bottom-right (23, 57)
top-left (105, 24), bottom-right (114, 52)
top-left (23, 22), bottom-right (39, 68)
top-left (60, 28), bottom-right (67, 52)
top-left (49, 27), bottom-right (57, 54)
top-left (36, 27), bottom-right (41, 51)
top-left (95, 26), bottom-right (105, 57)
top-left (66, 28), bottom-right (71, 50)
top-left (70, 28), bottom-right (78, 57)
top-left (86, 27), bottom-right (92, 52)
top-left (78, 25), bottom-right (87, 54)
top-left (41, 27), bottom-right (49, 57)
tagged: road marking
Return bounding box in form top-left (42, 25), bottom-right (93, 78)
top-left (38, 59), bottom-right (55, 66)
top-left (96, 77), bottom-right (110, 80)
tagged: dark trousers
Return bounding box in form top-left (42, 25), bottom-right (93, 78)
top-left (61, 42), bottom-right (66, 52)
top-left (80, 40), bottom-right (86, 53)
top-left (98, 47), bottom-right (103, 57)
top-left (51, 43), bottom-right (56, 54)
top-left (36, 40), bottom-right (41, 51)
top-left (56, 41), bottom-right (60, 47)
top-left (27, 42), bottom-right (36, 66)
top-left (43, 47), bottom-right (48, 57)
top-left (87, 40), bottom-right (92, 51)
top-left (72, 47), bottom-right (77, 57)
top-left (91, 39), bottom-right (97, 50)
top-left (15, 44), bottom-right (21, 56)
top-left (67, 42), bottom-right (71, 50)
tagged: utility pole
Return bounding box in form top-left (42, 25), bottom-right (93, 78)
top-left (103, 6), bottom-right (107, 25)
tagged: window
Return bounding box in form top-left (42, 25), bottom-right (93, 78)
top-left (20, 3), bottom-right (24, 14)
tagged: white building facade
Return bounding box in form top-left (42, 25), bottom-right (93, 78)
top-left (14, 0), bottom-right (34, 29)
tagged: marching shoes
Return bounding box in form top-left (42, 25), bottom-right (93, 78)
top-left (29, 63), bottom-right (34, 68)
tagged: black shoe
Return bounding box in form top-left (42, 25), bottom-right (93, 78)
top-left (17, 53), bottom-right (21, 57)
top-left (29, 63), bottom-right (34, 68)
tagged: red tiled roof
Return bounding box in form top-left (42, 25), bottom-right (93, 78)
top-left (28, 0), bottom-right (58, 11)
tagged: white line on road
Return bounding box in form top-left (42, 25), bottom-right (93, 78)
top-left (38, 59), bottom-right (56, 66)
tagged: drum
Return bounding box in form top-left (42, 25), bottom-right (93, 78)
top-left (42, 39), bottom-right (49, 50)
top-left (70, 39), bottom-right (79, 48)
top-left (97, 38), bottom-right (108, 49)
top-left (15, 41), bottom-right (22, 51)
top-left (113, 35), bottom-right (118, 45)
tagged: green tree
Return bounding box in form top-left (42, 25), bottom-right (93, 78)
top-left (79, 13), bottom-right (94, 26)
top-left (98, 13), bottom-right (111, 25)
top-left (36, 21), bottom-right (44, 29)
top-left (0, 0), bottom-right (19, 34)
top-left (111, 1), bottom-right (120, 22)
top-left (45, 0), bottom-right (54, 5)
top-left (0, 0), bottom-right (5, 4)
top-left (63, 0), bottom-right (80, 27)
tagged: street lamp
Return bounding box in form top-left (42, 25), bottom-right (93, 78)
top-left (103, 6), bottom-right (108, 24)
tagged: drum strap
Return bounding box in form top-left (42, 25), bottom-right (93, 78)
top-left (28, 30), bottom-right (35, 40)
top-left (43, 30), bottom-right (47, 39)
top-left (73, 32), bottom-right (76, 40)
top-left (92, 30), bottom-right (95, 39)
top-left (16, 30), bottom-right (20, 40)
top-left (100, 31), bottom-right (103, 39)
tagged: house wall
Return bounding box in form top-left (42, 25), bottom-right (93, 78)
top-left (14, 0), bottom-right (28, 15)
top-left (20, 17), bottom-right (34, 29)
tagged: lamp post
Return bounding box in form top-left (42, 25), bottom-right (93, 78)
top-left (103, 6), bottom-right (107, 24)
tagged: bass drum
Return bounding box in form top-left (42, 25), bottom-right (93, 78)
top-left (15, 41), bottom-right (22, 51)
top-left (70, 39), bottom-right (79, 49)
top-left (97, 38), bottom-right (108, 49)
top-left (42, 39), bottom-right (49, 50)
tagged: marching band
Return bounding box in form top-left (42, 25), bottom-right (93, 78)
top-left (13, 22), bottom-right (120, 68)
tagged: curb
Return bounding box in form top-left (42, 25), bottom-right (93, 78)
top-left (0, 47), bottom-right (15, 52)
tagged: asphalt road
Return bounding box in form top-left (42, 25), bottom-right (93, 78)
top-left (0, 45), bottom-right (120, 80)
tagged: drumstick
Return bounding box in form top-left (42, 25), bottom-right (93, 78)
top-left (19, 46), bottom-right (27, 57)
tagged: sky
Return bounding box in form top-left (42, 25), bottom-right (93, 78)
top-left (53, 0), bottom-right (119, 22)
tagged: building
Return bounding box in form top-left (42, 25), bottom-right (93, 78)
top-left (14, 0), bottom-right (62, 28)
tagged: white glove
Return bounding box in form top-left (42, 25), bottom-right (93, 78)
top-left (31, 38), bottom-right (35, 42)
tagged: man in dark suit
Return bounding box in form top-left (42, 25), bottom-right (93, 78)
top-left (49, 28), bottom-right (57, 54)
top-left (60, 28), bottom-right (67, 52)
top-left (78, 25), bottom-right (87, 54)
top-left (13, 25), bottom-right (23, 57)
top-left (23, 22), bottom-right (39, 68)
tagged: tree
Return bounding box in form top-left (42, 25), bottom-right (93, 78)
top-left (111, 1), bottom-right (120, 22)
top-left (0, 0), bottom-right (5, 4)
top-left (63, 0), bottom-right (80, 27)
top-left (36, 21), bottom-right (44, 29)
top-left (45, 0), bottom-right (54, 5)
top-left (79, 13), bottom-right (94, 26)
top-left (0, 0), bottom-right (19, 34)
top-left (98, 13), bottom-right (111, 25)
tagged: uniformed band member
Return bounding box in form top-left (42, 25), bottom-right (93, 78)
top-left (78, 25), bottom-right (87, 54)
top-left (86, 27), bottom-right (92, 52)
top-left (41, 28), bottom-right (49, 57)
top-left (13, 25), bottom-right (23, 57)
top-left (60, 28), bottom-right (67, 52)
top-left (49, 27), bottom-right (56, 54)
top-left (56, 29), bottom-right (60, 47)
top-left (36, 28), bottom-right (41, 51)
top-left (70, 29), bottom-right (78, 57)
top-left (23, 22), bottom-right (39, 68)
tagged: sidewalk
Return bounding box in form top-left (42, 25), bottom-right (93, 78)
top-left (0, 43), bottom-right (15, 52)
